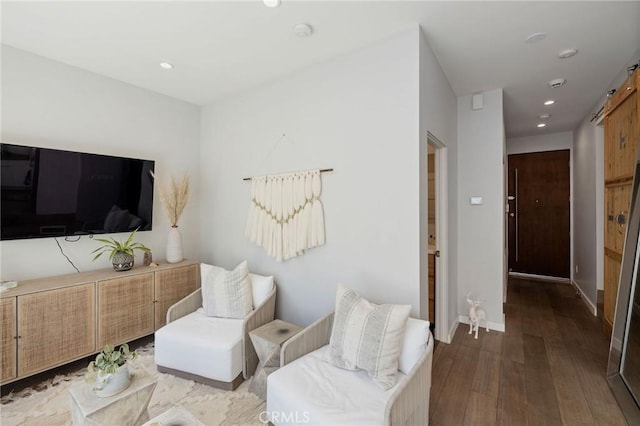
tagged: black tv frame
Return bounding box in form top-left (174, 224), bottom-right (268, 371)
top-left (1, 143), bottom-right (155, 241)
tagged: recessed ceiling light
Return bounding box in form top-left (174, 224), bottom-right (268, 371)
top-left (263, 0), bottom-right (281, 7)
top-left (294, 23), bottom-right (313, 37)
top-left (544, 99), bottom-right (555, 106)
top-left (558, 48), bottom-right (578, 59)
top-left (537, 123), bottom-right (547, 128)
top-left (539, 113), bottom-right (551, 119)
top-left (159, 62), bottom-right (174, 70)
top-left (525, 32), bottom-right (547, 43)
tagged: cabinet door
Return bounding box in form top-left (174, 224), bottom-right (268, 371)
top-left (1, 297), bottom-right (17, 383)
top-left (98, 273), bottom-right (154, 348)
top-left (154, 264), bottom-right (199, 329)
top-left (17, 283), bottom-right (96, 377)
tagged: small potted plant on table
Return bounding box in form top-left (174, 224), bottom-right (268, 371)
top-left (92, 228), bottom-right (150, 271)
top-left (86, 343), bottom-right (137, 397)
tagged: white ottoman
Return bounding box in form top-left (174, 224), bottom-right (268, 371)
top-left (154, 309), bottom-right (244, 388)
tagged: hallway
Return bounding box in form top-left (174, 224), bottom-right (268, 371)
top-left (429, 278), bottom-right (627, 425)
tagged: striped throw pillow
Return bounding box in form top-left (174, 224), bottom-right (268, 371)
top-left (329, 284), bottom-right (411, 390)
top-left (201, 261), bottom-right (253, 319)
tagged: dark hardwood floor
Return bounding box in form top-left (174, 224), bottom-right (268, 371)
top-left (429, 278), bottom-right (628, 425)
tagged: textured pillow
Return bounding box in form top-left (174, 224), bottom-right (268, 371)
top-left (398, 318), bottom-right (430, 374)
top-left (329, 284), bottom-right (411, 390)
top-left (201, 261), bottom-right (253, 319)
top-left (200, 263), bottom-right (224, 284)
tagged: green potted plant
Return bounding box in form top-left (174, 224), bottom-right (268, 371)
top-left (86, 343), bottom-right (138, 397)
top-left (92, 228), bottom-right (150, 271)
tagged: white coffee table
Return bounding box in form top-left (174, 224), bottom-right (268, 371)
top-left (68, 372), bottom-right (157, 426)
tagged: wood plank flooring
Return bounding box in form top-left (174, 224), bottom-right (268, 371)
top-left (430, 278), bottom-right (628, 425)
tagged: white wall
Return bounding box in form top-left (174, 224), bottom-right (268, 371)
top-left (1, 46), bottom-right (201, 281)
top-left (506, 131), bottom-right (572, 155)
top-left (457, 89), bottom-right (505, 330)
top-left (573, 113), bottom-right (602, 309)
top-left (418, 29), bottom-right (458, 340)
top-left (572, 49), bottom-right (640, 310)
top-left (200, 28), bottom-right (426, 326)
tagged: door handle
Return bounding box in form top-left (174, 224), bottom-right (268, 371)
top-left (508, 195), bottom-right (515, 201)
top-left (515, 168), bottom-right (519, 262)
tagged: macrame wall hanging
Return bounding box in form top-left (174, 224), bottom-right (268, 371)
top-left (244, 169), bottom-right (328, 261)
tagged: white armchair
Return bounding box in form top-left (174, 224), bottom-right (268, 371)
top-left (154, 267), bottom-right (276, 390)
top-left (267, 313), bottom-right (433, 425)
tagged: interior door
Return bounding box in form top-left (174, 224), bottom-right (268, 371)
top-left (508, 150), bottom-right (570, 278)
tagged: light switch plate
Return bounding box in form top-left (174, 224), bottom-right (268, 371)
top-left (470, 197), bottom-right (483, 205)
top-left (472, 92), bottom-right (484, 110)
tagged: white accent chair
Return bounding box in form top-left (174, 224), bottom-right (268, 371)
top-left (267, 314), bottom-right (433, 425)
top-left (154, 269), bottom-right (276, 390)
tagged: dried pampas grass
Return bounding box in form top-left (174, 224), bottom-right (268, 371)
top-left (159, 174), bottom-right (190, 227)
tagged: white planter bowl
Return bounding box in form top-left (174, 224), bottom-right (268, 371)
top-left (94, 364), bottom-right (131, 397)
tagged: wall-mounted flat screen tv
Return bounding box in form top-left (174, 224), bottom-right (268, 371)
top-left (1, 143), bottom-right (155, 241)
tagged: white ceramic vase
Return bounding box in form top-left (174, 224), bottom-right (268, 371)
top-left (94, 364), bottom-right (131, 398)
top-left (166, 226), bottom-right (184, 263)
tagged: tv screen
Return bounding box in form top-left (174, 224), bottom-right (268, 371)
top-left (1, 143), bottom-right (155, 240)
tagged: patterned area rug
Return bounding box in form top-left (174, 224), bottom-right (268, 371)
top-left (0, 344), bottom-right (266, 426)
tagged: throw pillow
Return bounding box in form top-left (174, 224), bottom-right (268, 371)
top-left (249, 273), bottom-right (274, 307)
top-left (201, 261), bottom-right (253, 319)
top-left (329, 284), bottom-right (411, 390)
top-left (398, 318), bottom-right (430, 374)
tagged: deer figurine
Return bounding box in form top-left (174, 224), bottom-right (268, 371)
top-left (466, 293), bottom-right (489, 339)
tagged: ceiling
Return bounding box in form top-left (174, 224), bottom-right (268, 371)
top-left (2, 1), bottom-right (639, 138)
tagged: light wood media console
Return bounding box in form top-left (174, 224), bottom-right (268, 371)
top-left (0, 260), bottom-right (199, 385)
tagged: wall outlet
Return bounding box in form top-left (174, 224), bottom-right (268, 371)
top-left (575, 265), bottom-right (579, 274)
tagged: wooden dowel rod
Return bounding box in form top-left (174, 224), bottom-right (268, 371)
top-left (242, 168), bottom-right (334, 181)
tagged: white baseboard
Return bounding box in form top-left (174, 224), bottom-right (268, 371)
top-left (572, 280), bottom-right (597, 316)
top-left (446, 319), bottom-right (459, 344)
top-left (458, 315), bottom-right (506, 333)
top-left (509, 271), bottom-right (570, 283)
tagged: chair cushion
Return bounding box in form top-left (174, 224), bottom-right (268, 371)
top-left (267, 346), bottom-right (404, 426)
top-left (399, 318), bottom-right (431, 374)
top-left (154, 310), bottom-right (243, 382)
top-left (201, 261), bottom-right (253, 318)
top-left (329, 284), bottom-right (411, 389)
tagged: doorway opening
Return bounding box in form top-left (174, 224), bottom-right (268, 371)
top-left (507, 150), bottom-right (571, 280)
top-left (427, 144), bottom-right (436, 333)
top-left (422, 132), bottom-right (449, 342)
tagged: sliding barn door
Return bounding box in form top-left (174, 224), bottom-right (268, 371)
top-left (508, 150), bottom-right (570, 278)
top-left (604, 69), bottom-right (639, 336)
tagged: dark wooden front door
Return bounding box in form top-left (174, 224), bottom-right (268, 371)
top-left (508, 150), bottom-right (570, 278)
